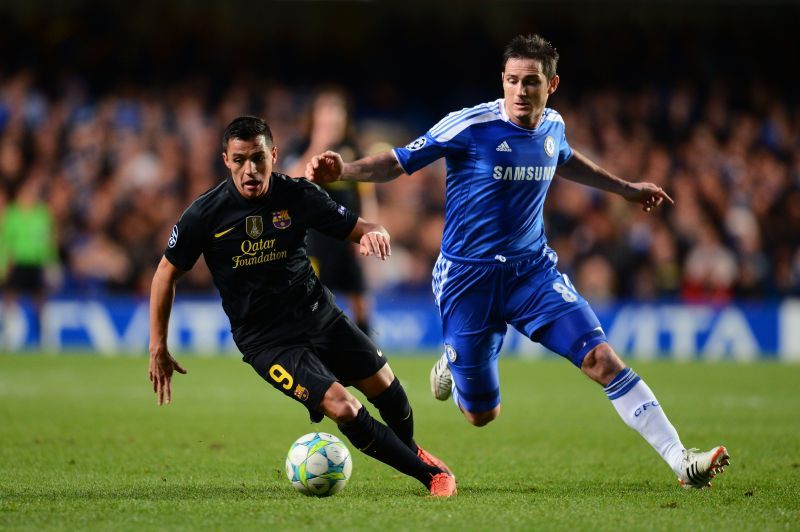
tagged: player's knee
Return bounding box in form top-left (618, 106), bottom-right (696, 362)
top-left (354, 363), bottom-right (395, 399)
top-left (320, 384), bottom-right (362, 424)
top-left (463, 405), bottom-right (501, 427)
top-left (581, 343), bottom-right (624, 385)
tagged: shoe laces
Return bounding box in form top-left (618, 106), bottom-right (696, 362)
top-left (683, 448), bottom-right (700, 460)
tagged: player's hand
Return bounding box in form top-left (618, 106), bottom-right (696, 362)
top-left (306, 150), bottom-right (344, 184)
top-left (148, 347), bottom-right (187, 406)
top-left (623, 182), bottom-right (674, 213)
top-left (359, 231), bottom-right (391, 260)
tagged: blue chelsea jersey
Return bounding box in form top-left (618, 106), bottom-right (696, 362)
top-left (393, 99), bottom-right (573, 261)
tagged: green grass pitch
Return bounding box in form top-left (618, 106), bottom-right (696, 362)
top-left (1, 354), bottom-right (799, 531)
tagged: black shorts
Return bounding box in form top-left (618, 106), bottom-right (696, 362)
top-left (5, 265), bottom-right (44, 293)
top-left (245, 314), bottom-right (387, 422)
top-left (308, 232), bottom-right (366, 294)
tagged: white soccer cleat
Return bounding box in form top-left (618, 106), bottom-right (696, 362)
top-left (677, 446), bottom-right (730, 489)
top-left (430, 352), bottom-right (453, 401)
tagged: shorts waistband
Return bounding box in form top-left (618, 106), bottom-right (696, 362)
top-left (440, 248), bottom-right (548, 265)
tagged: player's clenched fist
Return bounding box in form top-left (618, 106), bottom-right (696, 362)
top-left (306, 150), bottom-right (344, 184)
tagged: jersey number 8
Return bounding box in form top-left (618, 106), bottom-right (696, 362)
top-left (552, 281), bottom-right (578, 303)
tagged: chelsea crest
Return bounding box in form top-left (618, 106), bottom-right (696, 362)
top-left (544, 135), bottom-right (556, 158)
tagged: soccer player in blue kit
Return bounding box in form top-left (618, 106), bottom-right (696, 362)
top-left (306, 34), bottom-right (729, 489)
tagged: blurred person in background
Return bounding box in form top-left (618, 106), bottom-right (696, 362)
top-left (307, 33), bottom-right (729, 489)
top-left (285, 86), bottom-right (378, 337)
top-left (681, 221), bottom-right (738, 303)
top-left (575, 254), bottom-right (616, 303)
top-left (67, 183), bottom-right (133, 293)
top-left (0, 176), bottom-right (58, 347)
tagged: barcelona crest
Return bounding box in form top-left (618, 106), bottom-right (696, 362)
top-left (293, 384), bottom-right (309, 401)
top-left (245, 216), bottom-right (263, 239)
top-left (272, 209), bottom-right (292, 230)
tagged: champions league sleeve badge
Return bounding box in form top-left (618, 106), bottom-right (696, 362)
top-left (405, 137), bottom-right (427, 151)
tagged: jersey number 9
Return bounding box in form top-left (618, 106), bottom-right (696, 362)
top-left (269, 364), bottom-right (294, 390)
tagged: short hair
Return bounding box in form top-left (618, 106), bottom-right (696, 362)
top-left (222, 116), bottom-right (273, 150)
top-left (503, 34), bottom-right (559, 80)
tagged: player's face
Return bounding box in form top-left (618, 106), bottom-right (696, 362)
top-left (502, 57), bottom-right (560, 128)
top-left (223, 136), bottom-right (277, 200)
top-left (313, 93), bottom-right (348, 138)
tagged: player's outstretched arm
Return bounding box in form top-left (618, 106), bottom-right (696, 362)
top-left (558, 149), bottom-right (674, 213)
top-left (306, 150), bottom-right (404, 184)
top-left (348, 218), bottom-right (391, 260)
top-left (148, 256), bottom-right (188, 406)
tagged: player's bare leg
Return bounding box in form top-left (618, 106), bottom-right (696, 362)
top-left (583, 343), bottom-right (729, 488)
top-left (580, 343), bottom-right (625, 386)
top-left (353, 363), bottom-right (395, 397)
top-left (461, 405), bottom-right (501, 427)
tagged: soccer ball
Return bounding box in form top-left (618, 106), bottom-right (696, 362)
top-left (285, 432), bottom-right (353, 497)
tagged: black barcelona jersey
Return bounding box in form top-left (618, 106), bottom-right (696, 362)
top-left (164, 173), bottom-right (359, 350)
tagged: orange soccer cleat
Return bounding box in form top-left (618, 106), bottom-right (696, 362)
top-left (429, 472), bottom-right (457, 497)
top-left (417, 445), bottom-right (453, 476)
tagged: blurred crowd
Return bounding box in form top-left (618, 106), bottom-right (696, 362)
top-left (1, 70), bottom-right (799, 302)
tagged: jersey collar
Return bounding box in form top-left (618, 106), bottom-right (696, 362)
top-left (499, 98), bottom-right (545, 132)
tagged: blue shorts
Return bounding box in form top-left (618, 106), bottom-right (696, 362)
top-left (432, 247), bottom-right (607, 413)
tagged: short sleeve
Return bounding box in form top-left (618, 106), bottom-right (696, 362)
top-left (557, 124), bottom-right (573, 166)
top-left (392, 131), bottom-right (451, 175)
top-left (164, 206), bottom-right (206, 271)
top-left (394, 105), bottom-right (489, 174)
top-left (302, 182), bottom-right (359, 240)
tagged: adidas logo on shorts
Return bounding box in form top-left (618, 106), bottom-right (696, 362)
top-left (496, 141), bottom-right (512, 152)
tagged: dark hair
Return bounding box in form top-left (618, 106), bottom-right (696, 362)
top-left (222, 116), bottom-right (273, 150)
top-left (503, 34), bottom-right (559, 80)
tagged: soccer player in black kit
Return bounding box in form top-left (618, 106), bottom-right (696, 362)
top-left (148, 116), bottom-right (456, 497)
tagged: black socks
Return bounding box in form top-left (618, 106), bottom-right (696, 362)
top-left (338, 406), bottom-right (438, 487)
top-left (368, 378), bottom-right (418, 453)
